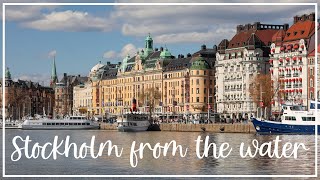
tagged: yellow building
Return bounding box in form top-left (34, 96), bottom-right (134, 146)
top-left (90, 34), bottom-right (216, 121)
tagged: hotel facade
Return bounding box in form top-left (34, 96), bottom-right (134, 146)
top-left (88, 34), bottom-right (217, 120)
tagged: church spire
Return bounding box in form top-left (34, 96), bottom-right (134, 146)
top-left (50, 56), bottom-right (58, 88)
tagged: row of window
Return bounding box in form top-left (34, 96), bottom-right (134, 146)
top-left (284, 116), bottom-right (315, 121)
top-left (42, 122), bottom-right (91, 126)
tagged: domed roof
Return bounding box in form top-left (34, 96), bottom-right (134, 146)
top-left (90, 62), bottom-right (104, 72)
top-left (160, 48), bottom-right (172, 58)
top-left (190, 56), bottom-right (209, 70)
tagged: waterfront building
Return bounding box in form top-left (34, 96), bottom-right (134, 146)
top-left (72, 81), bottom-right (92, 116)
top-left (270, 13), bottom-right (315, 112)
top-left (90, 34), bottom-right (216, 121)
top-left (215, 22), bottom-right (288, 119)
top-left (54, 73), bottom-right (88, 118)
top-left (0, 68), bottom-right (54, 119)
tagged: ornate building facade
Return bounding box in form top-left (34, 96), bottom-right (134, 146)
top-left (270, 13), bottom-right (316, 111)
top-left (90, 34), bottom-right (217, 121)
top-left (0, 68), bottom-right (54, 119)
top-left (215, 22), bottom-right (288, 119)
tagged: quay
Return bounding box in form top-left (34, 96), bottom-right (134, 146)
top-left (99, 123), bottom-right (256, 133)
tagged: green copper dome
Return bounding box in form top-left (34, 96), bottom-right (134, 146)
top-left (160, 48), bottom-right (172, 58)
top-left (5, 67), bottom-right (11, 80)
top-left (190, 56), bottom-right (209, 70)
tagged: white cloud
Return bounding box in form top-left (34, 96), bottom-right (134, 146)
top-left (48, 50), bottom-right (57, 58)
top-left (120, 43), bottom-right (138, 58)
top-left (103, 50), bottom-right (117, 59)
top-left (154, 28), bottom-right (236, 44)
top-left (112, 0), bottom-right (315, 44)
top-left (21, 10), bottom-right (114, 32)
top-left (103, 43), bottom-right (140, 60)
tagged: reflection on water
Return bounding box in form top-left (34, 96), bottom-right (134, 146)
top-left (1, 130), bottom-right (318, 175)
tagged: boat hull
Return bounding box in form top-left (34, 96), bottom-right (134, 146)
top-left (117, 125), bottom-right (149, 132)
top-left (252, 118), bottom-right (320, 134)
top-left (21, 125), bottom-right (100, 130)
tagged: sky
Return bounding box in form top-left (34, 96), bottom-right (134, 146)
top-left (1, 0), bottom-right (317, 86)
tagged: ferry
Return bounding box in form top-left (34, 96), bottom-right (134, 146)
top-left (252, 102), bottom-right (320, 134)
top-left (21, 116), bottom-right (100, 130)
top-left (117, 112), bottom-right (150, 132)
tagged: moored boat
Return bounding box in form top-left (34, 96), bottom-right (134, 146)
top-left (2, 120), bottom-right (23, 129)
top-left (21, 116), bottom-right (100, 130)
top-left (252, 103), bottom-right (320, 134)
top-left (117, 112), bottom-right (150, 132)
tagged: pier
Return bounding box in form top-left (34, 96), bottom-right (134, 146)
top-left (100, 123), bottom-right (256, 133)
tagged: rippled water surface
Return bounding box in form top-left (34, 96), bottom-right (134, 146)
top-left (1, 129), bottom-right (319, 176)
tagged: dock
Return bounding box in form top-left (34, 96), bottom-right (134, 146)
top-left (100, 123), bottom-right (256, 133)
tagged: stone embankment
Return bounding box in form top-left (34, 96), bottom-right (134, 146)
top-left (100, 123), bottom-right (256, 133)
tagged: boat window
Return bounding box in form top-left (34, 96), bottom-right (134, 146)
top-left (78, 123), bottom-right (81, 125)
top-left (86, 123), bottom-right (90, 125)
top-left (302, 117), bottom-right (315, 121)
top-left (82, 123), bottom-right (85, 125)
top-left (285, 116), bottom-right (296, 121)
top-left (43, 123), bottom-right (47, 125)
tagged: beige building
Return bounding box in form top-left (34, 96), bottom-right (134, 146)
top-left (90, 34), bottom-right (217, 121)
top-left (73, 81), bottom-right (92, 116)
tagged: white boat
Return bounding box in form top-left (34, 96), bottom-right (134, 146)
top-left (117, 112), bottom-right (150, 132)
top-left (21, 116), bottom-right (100, 130)
top-left (2, 120), bottom-right (23, 129)
top-left (252, 102), bottom-right (320, 134)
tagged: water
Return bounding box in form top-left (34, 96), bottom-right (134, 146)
top-left (1, 129), bottom-right (319, 176)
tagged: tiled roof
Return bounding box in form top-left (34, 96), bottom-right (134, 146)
top-left (164, 57), bottom-right (191, 72)
top-left (272, 29), bottom-right (286, 45)
top-left (146, 51), bottom-right (161, 59)
top-left (228, 29), bottom-right (278, 49)
top-left (283, 20), bottom-right (315, 42)
top-left (102, 69), bottom-right (118, 79)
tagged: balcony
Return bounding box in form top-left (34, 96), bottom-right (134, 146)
top-left (279, 74), bottom-right (285, 78)
top-left (286, 85), bottom-right (292, 88)
top-left (286, 74), bottom-right (292, 77)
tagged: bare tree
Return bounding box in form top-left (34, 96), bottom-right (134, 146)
top-left (249, 73), bottom-right (274, 109)
top-left (138, 87), bottom-right (161, 120)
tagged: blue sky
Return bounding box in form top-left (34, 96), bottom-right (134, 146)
top-left (1, 1), bottom-right (317, 85)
